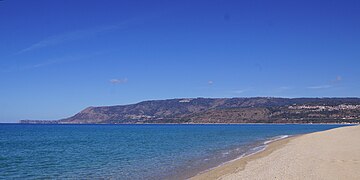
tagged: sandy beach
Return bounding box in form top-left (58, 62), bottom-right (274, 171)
top-left (192, 125), bottom-right (360, 180)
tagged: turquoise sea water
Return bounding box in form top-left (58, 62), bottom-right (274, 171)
top-left (0, 124), bottom-right (349, 179)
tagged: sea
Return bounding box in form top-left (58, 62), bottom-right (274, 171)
top-left (0, 124), bottom-right (351, 179)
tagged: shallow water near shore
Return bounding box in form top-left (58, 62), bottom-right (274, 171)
top-left (0, 124), bottom-right (350, 179)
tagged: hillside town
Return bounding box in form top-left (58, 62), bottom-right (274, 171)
top-left (288, 104), bottom-right (360, 111)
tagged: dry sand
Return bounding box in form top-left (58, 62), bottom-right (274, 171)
top-left (191, 125), bottom-right (360, 180)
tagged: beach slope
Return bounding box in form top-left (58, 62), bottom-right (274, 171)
top-left (192, 125), bottom-right (360, 180)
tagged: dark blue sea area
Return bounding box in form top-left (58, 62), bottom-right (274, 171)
top-left (0, 124), bottom-right (350, 179)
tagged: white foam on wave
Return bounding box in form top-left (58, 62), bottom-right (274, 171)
top-left (222, 151), bottom-right (230, 156)
top-left (264, 135), bottom-right (290, 145)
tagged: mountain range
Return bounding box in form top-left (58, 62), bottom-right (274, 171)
top-left (20, 97), bottom-right (360, 124)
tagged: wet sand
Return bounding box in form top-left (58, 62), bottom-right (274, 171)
top-left (191, 125), bottom-right (360, 180)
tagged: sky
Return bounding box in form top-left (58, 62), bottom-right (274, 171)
top-left (1, 0), bottom-right (360, 122)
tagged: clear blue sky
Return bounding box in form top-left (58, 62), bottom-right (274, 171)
top-left (1, 0), bottom-right (360, 122)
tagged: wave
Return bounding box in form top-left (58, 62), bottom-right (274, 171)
top-left (264, 135), bottom-right (290, 145)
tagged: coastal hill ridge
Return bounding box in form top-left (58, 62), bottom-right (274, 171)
top-left (20, 97), bottom-right (360, 124)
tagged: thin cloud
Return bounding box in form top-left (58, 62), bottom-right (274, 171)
top-left (26, 59), bottom-right (62, 69)
top-left (15, 16), bottom-right (150, 55)
top-left (15, 16), bottom-right (152, 55)
top-left (110, 78), bottom-right (128, 84)
top-left (16, 25), bottom-right (121, 54)
top-left (273, 86), bottom-right (292, 93)
top-left (280, 86), bottom-right (291, 90)
top-left (208, 80), bottom-right (214, 85)
top-left (307, 76), bottom-right (343, 90)
top-left (1, 58), bottom-right (67, 73)
top-left (307, 85), bottom-right (332, 89)
top-left (1, 52), bottom-right (102, 73)
top-left (233, 90), bottom-right (246, 94)
top-left (231, 88), bottom-right (251, 94)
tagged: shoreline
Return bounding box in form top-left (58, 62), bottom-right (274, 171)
top-left (169, 133), bottom-right (296, 180)
top-left (191, 125), bottom-right (360, 180)
top-left (198, 134), bottom-right (293, 175)
top-left (190, 134), bottom-right (296, 180)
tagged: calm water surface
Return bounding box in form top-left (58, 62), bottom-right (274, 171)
top-left (0, 124), bottom-right (350, 179)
